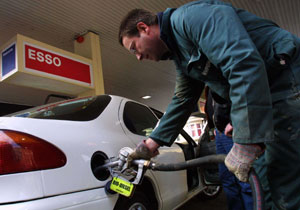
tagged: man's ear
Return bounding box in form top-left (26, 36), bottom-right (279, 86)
top-left (137, 22), bottom-right (149, 34)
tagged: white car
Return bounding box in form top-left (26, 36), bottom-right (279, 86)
top-left (0, 95), bottom-right (221, 210)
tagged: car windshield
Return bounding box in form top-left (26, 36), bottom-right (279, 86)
top-left (8, 95), bottom-right (111, 121)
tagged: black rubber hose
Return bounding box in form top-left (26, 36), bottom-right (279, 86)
top-left (249, 169), bottom-right (265, 210)
top-left (150, 154), bottom-right (226, 171)
top-left (150, 154), bottom-right (264, 210)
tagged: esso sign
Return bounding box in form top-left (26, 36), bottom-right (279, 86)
top-left (24, 43), bottom-right (92, 85)
top-left (28, 49), bottom-right (61, 67)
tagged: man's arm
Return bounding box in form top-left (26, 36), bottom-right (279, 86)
top-left (128, 73), bottom-right (204, 163)
top-left (149, 71), bottom-right (205, 146)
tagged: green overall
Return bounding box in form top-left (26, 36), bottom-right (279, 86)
top-left (150, 1), bottom-right (300, 209)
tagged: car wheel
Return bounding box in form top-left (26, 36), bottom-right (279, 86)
top-left (199, 185), bottom-right (222, 200)
top-left (114, 190), bottom-right (155, 210)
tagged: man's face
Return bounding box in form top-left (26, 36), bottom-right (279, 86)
top-left (122, 23), bottom-right (167, 61)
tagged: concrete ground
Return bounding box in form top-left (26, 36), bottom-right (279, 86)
top-left (177, 189), bottom-right (228, 210)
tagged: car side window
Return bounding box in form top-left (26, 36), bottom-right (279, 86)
top-left (123, 102), bottom-right (158, 136)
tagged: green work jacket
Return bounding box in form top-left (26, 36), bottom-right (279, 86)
top-left (150, 0), bottom-right (300, 146)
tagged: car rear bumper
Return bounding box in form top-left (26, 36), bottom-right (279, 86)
top-left (0, 188), bottom-right (118, 210)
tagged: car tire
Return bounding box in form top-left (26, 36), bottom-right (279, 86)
top-left (114, 190), bottom-right (155, 210)
top-left (198, 185), bottom-right (222, 200)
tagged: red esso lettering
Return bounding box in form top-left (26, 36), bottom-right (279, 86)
top-left (28, 49), bottom-right (61, 67)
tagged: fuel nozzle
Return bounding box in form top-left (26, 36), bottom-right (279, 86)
top-left (117, 147), bottom-right (134, 171)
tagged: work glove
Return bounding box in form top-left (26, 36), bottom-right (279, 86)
top-left (127, 140), bottom-right (159, 168)
top-left (225, 143), bottom-right (264, 182)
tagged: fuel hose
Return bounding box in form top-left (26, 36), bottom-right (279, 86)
top-left (149, 154), bottom-right (264, 210)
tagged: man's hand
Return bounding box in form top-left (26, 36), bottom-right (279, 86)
top-left (224, 123), bottom-right (233, 137)
top-left (127, 138), bottom-right (160, 167)
top-left (225, 143), bottom-right (264, 182)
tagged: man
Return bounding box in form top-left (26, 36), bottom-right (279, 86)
top-left (205, 88), bottom-right (253, 210)
top-left (119, 1), bottom-right (300, 209)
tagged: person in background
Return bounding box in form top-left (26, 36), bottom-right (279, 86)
top-left (119, 1), bottom-right (300, 209)
top-left (205, 87), bottom-right (254, 210)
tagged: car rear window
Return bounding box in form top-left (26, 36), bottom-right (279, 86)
top-left (10, 95), bottom-right (111, 121)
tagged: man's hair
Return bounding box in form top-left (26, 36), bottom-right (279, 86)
top-left (118, 9), bottom-right (158, 46)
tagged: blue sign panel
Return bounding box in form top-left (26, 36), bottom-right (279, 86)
top-left (2, 44), bottom-right (16, 77)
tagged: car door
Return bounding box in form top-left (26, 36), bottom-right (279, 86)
top-left (118, 99), bottom-right (189, 209)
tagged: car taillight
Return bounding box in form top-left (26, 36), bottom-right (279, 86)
top-left (0, 130), bottom-right (66, 175)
